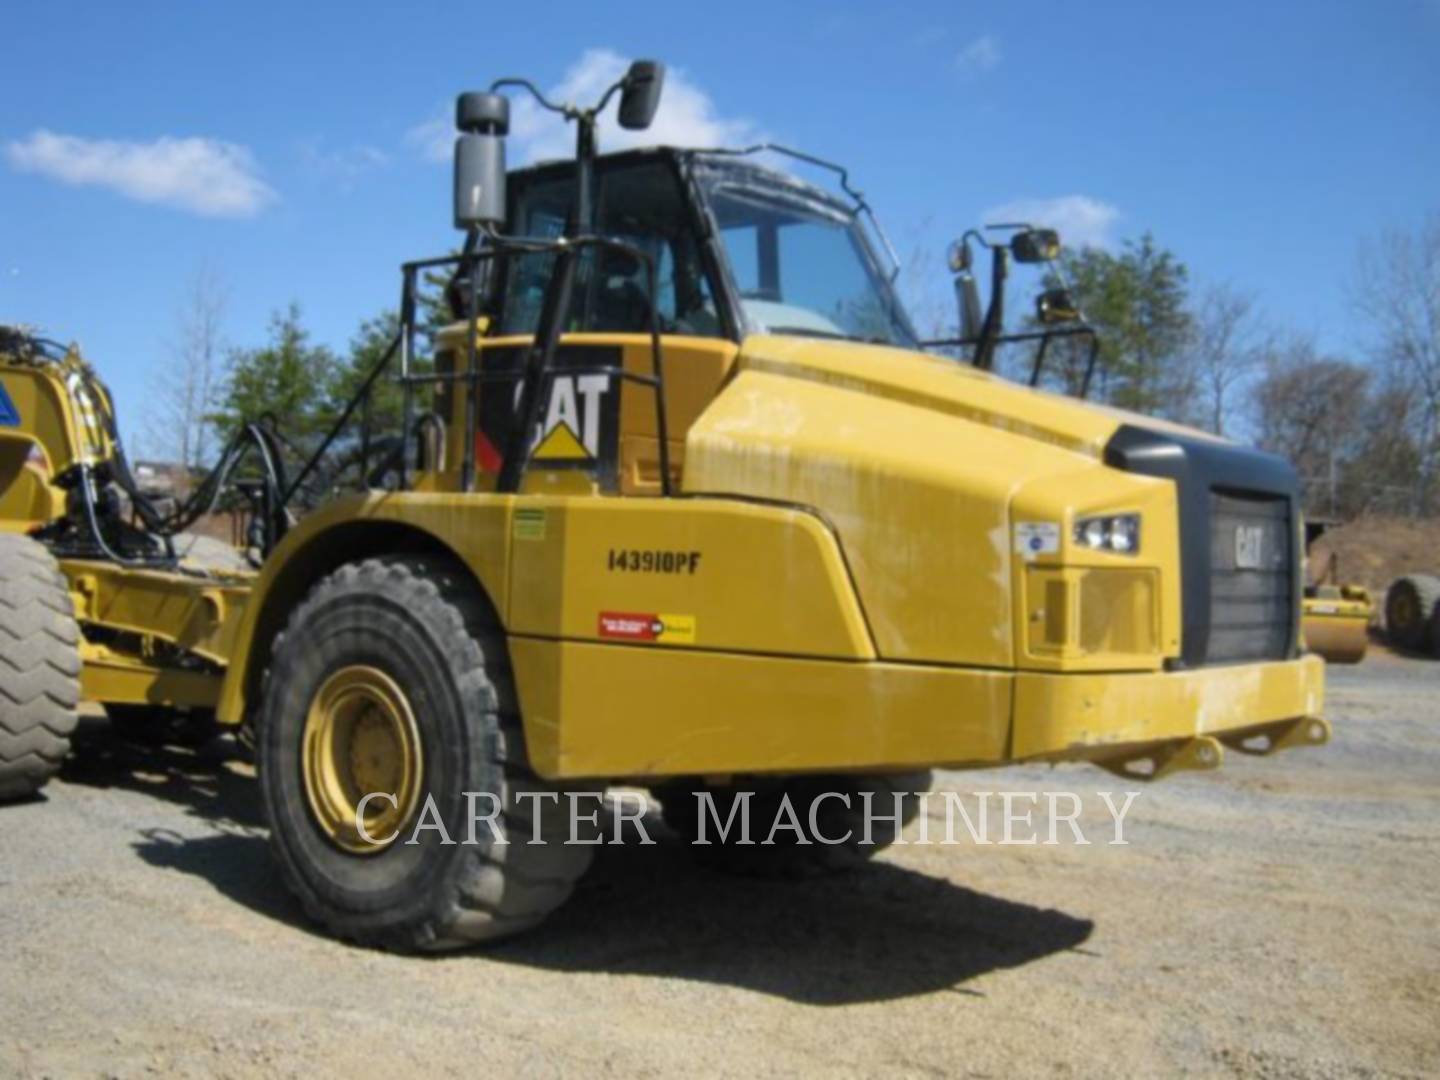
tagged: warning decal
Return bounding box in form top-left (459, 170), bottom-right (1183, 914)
top-left (531, 420), bottom-right (590, 462)
top-left (513, 508), bottom-right (546, 541)
top-left (597, 611), bottom-right (697, 645)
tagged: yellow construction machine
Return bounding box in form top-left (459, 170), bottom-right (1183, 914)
top-left (1300, 520), bottom-right (1373, 664)
top-left (0, 62), bottom-right (1328, 949)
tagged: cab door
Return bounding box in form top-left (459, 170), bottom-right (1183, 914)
top-left (441, 156), bottom-right (739, 496)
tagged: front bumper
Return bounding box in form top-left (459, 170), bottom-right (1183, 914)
top-left (1013, 653), bottom-right (1327, 774)
top-left (512, 638), bottom-right (1327, 780)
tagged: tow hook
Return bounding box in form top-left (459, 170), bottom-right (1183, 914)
top-left (1098, 735), bottom-right (1225, 782)
top-left (1221, 715), bottom-right (1331, 756)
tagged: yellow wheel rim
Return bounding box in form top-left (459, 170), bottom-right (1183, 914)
top-left (301, 665), bottom-right (424, 855)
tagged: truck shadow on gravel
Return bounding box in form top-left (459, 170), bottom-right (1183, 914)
top-left (60, 724), bottom-right (1095, 1005)
top-left (488, 825), bottom-right (1096, 1004)
top-left (59, 721), bottom-right (307, 932)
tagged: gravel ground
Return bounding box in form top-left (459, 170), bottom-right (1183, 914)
top-left (1, 654), bottom-right (1437, 1078)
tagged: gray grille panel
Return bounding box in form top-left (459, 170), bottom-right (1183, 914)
top-left (1208, 491), bottom-right (1293, 663)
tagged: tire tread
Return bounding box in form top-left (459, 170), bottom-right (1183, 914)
top-left (0, 533), bottom-right (80, 801)
top-left (260, 553), bottom-right (594, 950)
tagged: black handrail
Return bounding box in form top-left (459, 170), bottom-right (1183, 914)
top-left (283, 232), bottom-right (673, 508)
top-left (922, 324), bottom-right (1101, 398)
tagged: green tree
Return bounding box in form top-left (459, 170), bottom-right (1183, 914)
top-left (1053, 234), bottom-right (1194, 416)
top-left (216, 303), bottom-right (339, 449)
top-left (328, 310), bottom-right (403, 431)
top-left (327, 306), bottom-right (444, 437)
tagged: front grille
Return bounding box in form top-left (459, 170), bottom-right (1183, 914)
top-left (1207, 490), bottom-right (1294, 663)
top-left (1105, 424), bottom-right (1302, 669)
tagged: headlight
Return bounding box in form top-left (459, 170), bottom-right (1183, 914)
top-left (1073, 513), bottom-right (1141, 555)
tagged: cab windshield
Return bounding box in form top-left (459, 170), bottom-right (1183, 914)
top-left (693, 158), bottom-right (917, 348)
top-left (494, 152), bottom-right (917, 349)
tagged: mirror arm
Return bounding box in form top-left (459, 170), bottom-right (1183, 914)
top-left (973, 246), bottom-right (1008, 371)
top-left (573, 112), bottom-right (598, 234)
top-left (489, 76), bottom-right (568, 116)
top-left (592, 75), bottom-right (629, 115)
top-left (1080, 330), bottom-right (1101, 399)
top-left (1029, 333), bottom-right (1053, 387)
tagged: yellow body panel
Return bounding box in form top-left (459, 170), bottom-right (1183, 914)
top-left (509, 638), bottom-right (1010, 777)
top-left (429, 328), bottom-right (738, 495)
top-left (507, 496), bottom-right (872, 657)
top-left (214, 488), bottom-right (874, 725)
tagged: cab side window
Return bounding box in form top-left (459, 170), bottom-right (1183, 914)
top-left (497, 161), bottom-right (720, 337)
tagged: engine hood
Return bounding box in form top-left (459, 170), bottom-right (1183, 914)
top-left (683, 333), bottom-right (1208, 669)
top-left (733, 334), bottom-right (1228, 457)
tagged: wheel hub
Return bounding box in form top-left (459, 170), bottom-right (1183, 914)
top-left (302, 665), bottom-right (424, 855)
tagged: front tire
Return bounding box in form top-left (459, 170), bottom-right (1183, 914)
top-left (257, 555), bottom-right (596, 950)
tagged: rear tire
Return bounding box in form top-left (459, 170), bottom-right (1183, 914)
top-left (658, 771), bottom-right (933, 878)
top-left (0, 533), bottom-right (81, 801)
top-left (1385, 574), bottom-right (1440, 653)
top-left (257, 555), bottom-right (597, 950)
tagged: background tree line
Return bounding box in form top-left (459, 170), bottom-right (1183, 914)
top-left (142, 275), bottom-right (444, 497)
top-left (1002, 214), bottom-right (1440, 519)
top-left (147, 212), bottom-right (1439, 520)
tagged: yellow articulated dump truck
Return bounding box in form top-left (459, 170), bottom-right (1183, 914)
top-left (0, 61), bottom-right (1326, 949)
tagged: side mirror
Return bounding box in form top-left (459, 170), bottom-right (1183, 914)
top-left (617, 60), bottom-right (666, 131)
top-left (453, 92), bottom-right (509, 230)
top-left (1036, 287), bottom-right (1079, 324)
top-left (1012, 228), bottom-right (1061, 264)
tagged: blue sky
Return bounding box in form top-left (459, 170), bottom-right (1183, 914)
top-left (2, 1), bottom-right (1437, 450)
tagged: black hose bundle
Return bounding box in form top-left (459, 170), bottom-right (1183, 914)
top-left (77, 365), bottom-right (291, 567)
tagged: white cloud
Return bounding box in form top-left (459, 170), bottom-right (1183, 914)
top-left (408, 48), bottom-right (762, 166)
top-left (297, 138), bottom-right (389, 189)
top-left (4, 130), bottom-right (274, 217)
top-left (956, 34), bottom-right (1001, 76)
top-left (405, 114), bottom-right (453, 165)
top-left (980, 195), bottom-right (1122, 250)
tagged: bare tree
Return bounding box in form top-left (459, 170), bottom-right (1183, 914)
top-left (1355, 214), bottom-right (1440, 514)
top-left (896, 219), bottom-right (958, 343)
top-left (1252, 336), bottom-right (1369, 517)
top-left (1188, 284), bottom-right (1263, 436)
top-left (144, 263), bottom-right (228, 477)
